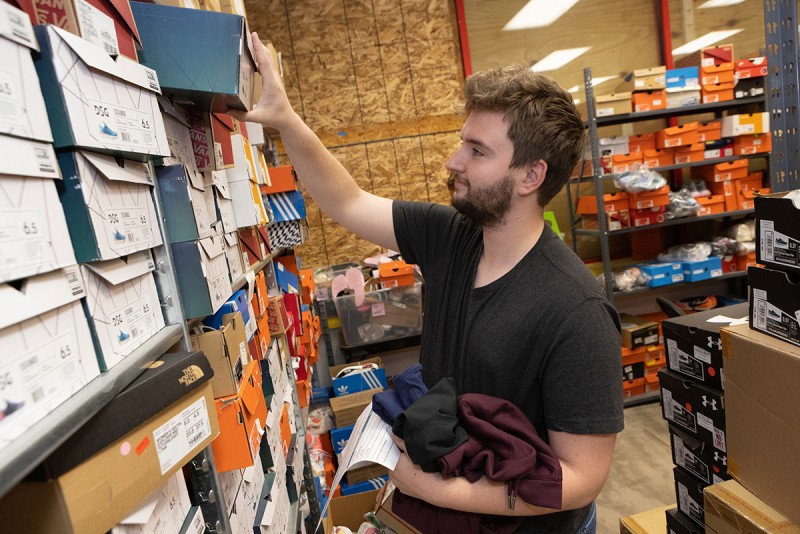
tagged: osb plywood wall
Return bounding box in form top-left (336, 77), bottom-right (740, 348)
top-left (245, 0), bottom-right (465, 269)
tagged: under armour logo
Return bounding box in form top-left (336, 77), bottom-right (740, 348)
top-left (702, 396), bottom-right (718, 410)
top-left (708, 336), bottom-right (722, 350)
top-left (713, 451), bottom-right (728, 465)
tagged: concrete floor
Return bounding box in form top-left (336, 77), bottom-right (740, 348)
top-left (596, 401), bottom-right (676, 532)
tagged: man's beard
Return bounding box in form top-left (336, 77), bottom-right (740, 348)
top-left (447, 172), bottom-right (515, 229)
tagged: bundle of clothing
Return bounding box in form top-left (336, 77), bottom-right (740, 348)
top-left (372, 364), bottom-right (563, 533)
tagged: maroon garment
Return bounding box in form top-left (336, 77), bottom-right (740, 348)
top-left (393, 393), bottom-right (563, 533)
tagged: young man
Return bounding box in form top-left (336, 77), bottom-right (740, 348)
top-left (230, 33), bottom-right (623, 532)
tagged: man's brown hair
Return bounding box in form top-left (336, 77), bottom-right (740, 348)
top-left (463, 65), bottom-right (585, 207)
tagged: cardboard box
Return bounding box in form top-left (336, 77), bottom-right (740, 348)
top-left (666, 66), bottom-right (699, 90)
top-left (111, 471), bottom-right (192, 534)
top-left (623, 377), bottom-right (645, 397)
top-left (673, 143), bottom-right (704, 164)
top-left (659, 369), bottom-right (726, 454)
top-left (642, 148), bottom-right (673, 169)
top-left (158, 96), bottom-right (197, 173)
top-left (57, 150), bottom-right (162, 262)
top-left (733, 172), bottom-right (764, 209)
top-left (629, 206), bottom-right (665, 227)
top-left (267, 294), bottom-right (292, 336)
top-left (696, 194), bottom-right (725, 216)
top-left (755, 191), bottom-right (800, 272)
top-left (212, 360), bottom-right (267, 472)
top-left (325, 489), bottom-right (380, 532)
top-left (619, 313), bottom-right (660, 348)
top-left (209, 112), bottom-right (235, 169)
top-left (629, 185), bottom-right (670, 209)
top-left (256, 472), bottom-right (291, 533)
top-left (203, 288), bottom-right (252, 333)
top-left (341, 475), bottom-right (389, 496)
top-left (223, 231), bottom-right (245, 282)
top-left (734, 76), bottom-right (766, 99)
top-left (260, 165), bottom-right (297, 194)
top-left (0, 3), bottom-right (52, 143)
top-left (707, 180), bottom-right (738, 212)
top-left (656, 122), bottom-right (699, 149)
top-left (178, 506), bottom-right (205, 534)
top-left (576, 192), bottom-right (629, 214)
top-left (697, 121), bottom-right (722, 142)
top-left (170, 234), bottom-right (233, 319)
top-left (131, 2), bottom-right (256, 112)
top-left (610, 151), bottom-right (643, 174)
top-left (638, 262), bottom-right (683, 288)
top-left (674, 466), bottom-right (708, 527)
top-left (722, 323), bottom-right (800, 525)
top-left (644, 373), bottom-right (659, 392)
top-left (226, 132), bottom-right (257, 184)
top-left (80, 250), bottom-right (165, 371)
top-left (665, 507), bottom-right (703, 534)
top-left (621, 346), bottom-right (645, 380)
top-left (190, 311), bottom-right (250, 398)
top-left (633, 90), bottom-right (666, 112)
top-left (748, 266), bottom-right (800, 347)
top-left (734, 57), bottom-right (768, 79)
top-left (379, 260), bottom-right (415, 288)
top-left (0, 136), bottom-right (59, 180)
top-left (665, 87), bottom-right (701, 109)
top-left (703, 138), bottom-right (734, 160)
top-left (662, 302), bottom-right (748, 390)
top-left (230, 177), bottom-right (268, 229)
top-left (30, 0), bottom-right (142, 60)
top-left (682, 257), bottom-right (723, 282)
top-left (702, 81), bottom-right (735, 103)
top-left (595, 92), bottom-right (632, 117)
top-left (628, 133), bottom-right (656, 154)
top-left (0, 267), bottom-right (99, 452)
top-left (696, 158), bottom-right (748, 183)
top-left (34, 26), bottom-right (169, 158)
top-left (329, 388), bottom-right (381, 428)
top-left (669, 424), bottom-right (730, 485)
top-left (185, 110), bottom-right (215, 172)
top-left (598, 135), bottom-right (630, 156)
top-left (156, 164), bottom-right (215, 243)
top-left (330, 356), bottom-right (389, 397)
top-left (704, 480), bottom-right (800, 534)
top-left (618, 505), bottom-right (673, 534)
top-left (721, 112), bottom-right (769, 137)
top-left (701, 62), bottom-right (735, 85)
top-left (632, 66), bottom-right (667, 90)
top-left (4, 352), bottom-right (219, 534)
top-left (0, 175), bottom-right (77, 282)
top-left (733, 132), bottom-right (771, 155)
top-left (702, 44), bottom-right (734, 64)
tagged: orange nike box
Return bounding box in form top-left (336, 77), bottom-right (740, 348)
top-left (701, 62), bottom-right (735, 85)
top-left (576, 192), bottom-right (629, 214)
top-left (644, 373), bottom-right (660, 392)
top-left (696, 194), bottom-right (726, 216)
top-left (735, 57), bottom-right (768, 79)
top-left (702, 81), bottom-right (735, 103)
top-left (260, 165), bottom-right (297, 194)
top-left (630, 206), bottom-right (666, 227)
top-left (623, 377), bottom-right (646, 397)
top-left (279, 402), bottom-right (292, 458)
top-left (739, 187), bottom-right (770, 210)
top-left (656, 122), bottom-right (699, 148)
top-left (733, 133), bottom-right (772, 155)
top-left (673, 142), bottom-right (705, 164)
top-left (629, 186), bottom-right (670, 209)
top-left (696, 159), bottom-right (749, 182)
top-left (296, 379), bottom-right (310, 408)
top-left (697, 121), bottom-right (722, 142)
top-left (702, 44), bottom-right (734, 64)
top-left (633, 90), bottom-right (666, 112)
top-left (642, 148), bottom-right (673, 169)
top-left (621, 346), bottom-right (646, 367)
top-left (611, 152), bottom-right (643, 174)
top-left (707, 180), bottom-right (738, 212)
top-left (299, 269), bottom-right (316, 305)
top-left (735, 251), bottom-right (757, 270)
top-left (733, 172), bottom-right (764, 208)
top-left (211, 360), bottom-right (268, 472)
top-left (379, 260), bottom-right (415, 288)
top-left (628, 133), bottom-right (656, 153)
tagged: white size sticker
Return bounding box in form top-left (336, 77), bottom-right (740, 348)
top-left (239, 341), bottom-right (249, 364)
top-left (153, 396), bottom-right (212, 475)
top-left (76, 0), bottom-right (119, 56)
top-left (693, 345), bottom-right (712, 364)
top-left (214, 142), bottom-right (224, 170)
top-left (0, 208), bottom-right (48, 272)
top-left (109, 296), bottom-right (158, 355)
top-left (105, 207), bottom-right (153, 252)
top-left (89, 98), bottom-right (158, 150)
top-left (371, 302), bottom-right (386, 317)
top-left (0, 67), bottom-right (23, 130)
top-left (697, 412), bottom-right (714, 432)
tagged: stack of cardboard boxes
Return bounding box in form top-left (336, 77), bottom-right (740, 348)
top-left (619, 314), bottom-right (666, 398)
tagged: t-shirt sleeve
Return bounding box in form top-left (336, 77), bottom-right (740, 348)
top-left (541, 298), bottom-right (624, 435)
top-left (392, 200), bottom-right (459, 273)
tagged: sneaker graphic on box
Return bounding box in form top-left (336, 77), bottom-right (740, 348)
top-left (776, 237), bottom-right (788, 246)
top-left (113, 228), bottom-right (127, 241)
top-left (118, 330), bottom-right (130, 341)
top-left (99, 122), bottom-right (118, 138)
top-left (2, 399), bottom-right (25, 417)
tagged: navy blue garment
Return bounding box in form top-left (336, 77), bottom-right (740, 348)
top-left (371, 363), bottom-right (427, 426)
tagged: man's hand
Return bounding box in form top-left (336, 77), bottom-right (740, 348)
top-left (226, 32), bottom-right (296, 130)
top-left (388, 434), bottom-right (441, 502)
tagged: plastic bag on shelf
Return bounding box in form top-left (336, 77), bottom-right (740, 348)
top-left (658, 242), bottom-right (713, 262)
top-left (306, 406), bottom-right (335, 435)
top-left (597, 266), bottom-right (650, 292)
top-left (724, 219), bottom-right (756, 242)
top-left (613, 165), bottom-right (668, 193)
top-left (664, 188), bottom-right (701, 219)
top-left (735, 240), bottom-right (756, 255)
top-left (709, 236), bottom-right (739, 256)
top-left (683, 179), bottom-right (711, 198)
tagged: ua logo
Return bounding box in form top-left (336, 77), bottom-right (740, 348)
top-left (702, 395), bottom-right (718, 410)
top-left (713, 451), bottom-right (727, 465)
top-left (707, 336), bottom-right (722, 350)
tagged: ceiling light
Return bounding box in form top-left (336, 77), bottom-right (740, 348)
top-left (699, 0), bottom-right (745, 8)
top-left (503, 0), bottom-right (580, 31)
top-left (531, 47), bottom-right (591, 72)
top-left (672, 29), bottom-right (743, 56)
top-left (568, 75), bottom-right (617, 93)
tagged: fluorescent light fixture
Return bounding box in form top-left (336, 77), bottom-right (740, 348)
top-left (573, 98), bottom-right (581, 105)
top-left (504, 0), bottom-right (580, 31)
top-left (672, 29), bottom-right (743, 56)
top-left (568, 76), bottom-right (617, 93)
top-left (699, 0), bottom-right (745, 8)
top-left (531, 47), bottom-right (591, 72)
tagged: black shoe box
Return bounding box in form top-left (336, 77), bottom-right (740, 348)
top-left (665, 507), bottom-right (704, 534)
top-left (755, 192), bottom-right (800, 273)
top-left (674, 466), bottom-right (709, 528)
top-left (659, 368), bottom-right (726, 454)
top-left (669, 423), bottom-right (730, 484)
top-left (748, 266), bottom-right (800, 348)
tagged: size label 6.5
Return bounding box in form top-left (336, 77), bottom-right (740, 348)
top-left (109, 296), bottom-right (159, 355)
top-left (0, 208), bottom-right (47, 272)
top-left (105, 207), bottom-right (153, 252)
top-left (89, 98), bottom-right (157, 150)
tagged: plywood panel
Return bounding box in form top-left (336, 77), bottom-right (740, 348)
top-left (394, 137), bottom-right (426, 184)
top-left (366, 141), bottom-right (399, 190)
top-left (347, 15), bottom-right (379, 48)
top-left (286, 0), bottom-right (344, 24)
top-left (343, 0), bottom-right (373, 19)
top-left (375, 13), bottom-right (406, 45)
top-left (403, 0), bottom-right (454, 42)
top-left (400, 181), bottom-right (429, 202)
top-left (412, 65), bottom-right (463, 116)
top-left (428, 178), bottom-right (451, 205)
top-left (407, 38), bottom-right (459, 70)
top-left (291, 18), bottom-right (350, 55)
top-left (373, 184), bottom-right (401, 200)
top-left (245, 0), bottom-right (292, 51)
top-left (330, 145), bottom-right (372, 191)
top-left (356, 76), bottom-right (391, 125)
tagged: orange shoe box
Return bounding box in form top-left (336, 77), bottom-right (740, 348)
top-left (576, 192), bottom-right (629, 214)
top-left (299, 268), bottom-right (316, 305)
top-left (735, 251), bottom-right (757, 270)
top-left (739, 187), bottom-right (770, 210)
top-left (379, 260), bottom-right (415, 288)
top-left (260, 164), bottom-right (297, 194)
top-left (643, 148), bottom-right (673, 168)
top-left (211, 360), bottom-right (268, 472)
top-left (707, 180), bottom-right (738, 212)
top-left (734, 133), bottom-right (771, 155)
top-left (701, 62), bottom-right (735, 85)
top-left (735, 57), bottom-right (768, 79)
top-left (628, 133), bottom-right (657, 153)
top-left (630, 206), bottom-right (666, 227)
top-left (633, 90), bottom-right (667, 112)
top-left (697, 121), bottom-right (722, 142)
top-left (696, 194), bottom-right (726, 216)
top-left (674, 142), bottom-right (705, 164)
top-left (644, 373), bottom-right (660, 392)
top-left (611, 152), bottom-right (643, 173)
top-left (629, 186), bottom-right (671, 209)
top-left (696, 159), bottom-right (749, 182)
top-left (702, 81), bottom-right (735, 103)
top-left (733, 172), bottom-right (764, 208)
top-left (623, 377), bottom-right (646, 397)
top-left (656, 122), bottom-right (699, 148)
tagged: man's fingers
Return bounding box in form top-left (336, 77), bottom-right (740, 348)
top-left (250, 32), bottom-right (275, 80)
top-left (225, 108), bottom-right (247, 122)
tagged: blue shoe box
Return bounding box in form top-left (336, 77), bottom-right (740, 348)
top-left (638, 262), bottom-right (684, 287)
top-left (682, 257), bottom-right (723, 282)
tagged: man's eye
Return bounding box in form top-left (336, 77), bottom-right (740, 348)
top-left (472, 148), bottom-right (484, 157)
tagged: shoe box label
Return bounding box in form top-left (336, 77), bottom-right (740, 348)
top-left (759, 220), bottom-right (800, 269)
top-left (104, 207), bottom-right (155, 253)
top-left (89, 98), bottom-right (160, 152)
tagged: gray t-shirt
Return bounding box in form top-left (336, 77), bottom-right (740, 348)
top-left (393, 200), bottom-right (624, 532)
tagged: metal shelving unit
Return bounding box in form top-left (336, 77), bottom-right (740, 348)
top-left (568, 67), bottom-right (771, 303)
top-left (623, 390), bottom-right (661, 408)
top-left (612, 270), bottom-right (748, 299)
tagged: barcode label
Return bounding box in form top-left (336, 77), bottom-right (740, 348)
top-left (31, 387), bottom-right (44, 403)
top-left (121, 132), bottom-right (131, 142)
top-left (153, 396), bottom-right (211, 474)
top-left (103, 43), bottom-right (115, 54)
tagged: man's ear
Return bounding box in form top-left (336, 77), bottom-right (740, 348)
top-left (519, 160), bottom-right (547, 196)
